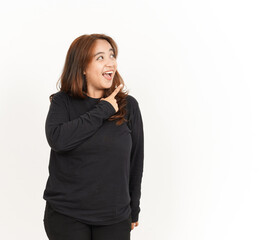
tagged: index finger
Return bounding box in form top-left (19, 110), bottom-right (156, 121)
top-left (111, 84), bottom-right (123, 98)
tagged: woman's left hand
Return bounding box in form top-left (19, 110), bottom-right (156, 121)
top-left (131, 221), bottom-right (139, 230)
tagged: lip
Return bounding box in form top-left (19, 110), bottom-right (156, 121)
top-left (102, 69), bottom-right (115, 74)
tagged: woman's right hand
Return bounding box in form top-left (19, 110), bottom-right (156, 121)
top-left (100, 84), bottom-right (123, 112)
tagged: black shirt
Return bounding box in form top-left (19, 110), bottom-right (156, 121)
top-left (42, 91), bottom-right (144, 225)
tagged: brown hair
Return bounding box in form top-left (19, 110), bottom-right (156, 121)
top-left (49, 33), bottom-right (129, 126)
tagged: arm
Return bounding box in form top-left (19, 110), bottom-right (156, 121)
top-left (45, 92), bottom-right (116, 153)
top-left (129, 97), bottom-right (144, 223)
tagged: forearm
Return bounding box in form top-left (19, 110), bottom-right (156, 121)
top-left (46, 98), bottom-right (116, 153)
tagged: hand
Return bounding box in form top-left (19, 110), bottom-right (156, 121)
top-left (100, 84), bottom-right (123, 112)
top-left (131, 221), bottom-right (139, 230)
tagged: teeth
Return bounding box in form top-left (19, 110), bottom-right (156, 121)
top-left (103, 71), bottom-right (113, 74)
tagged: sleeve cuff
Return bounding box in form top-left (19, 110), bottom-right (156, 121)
top-left (98, 100), bottom-right (116, 118)
top-left (131, 207), bottom-right (140, 222)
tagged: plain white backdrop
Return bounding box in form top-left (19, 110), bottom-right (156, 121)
top-left (0, 0), bottom-right (279, 239)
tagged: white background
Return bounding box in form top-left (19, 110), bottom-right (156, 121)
top-left (0, 0), bottom-right (279, 239)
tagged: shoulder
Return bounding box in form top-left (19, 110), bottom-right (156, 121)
top-left (49, 91), bottom-right (69, 107)
top-left (50, 91), bottom-right (68, 101)
top-left (125, 94), bottom-right (143, 130)
top-left (125, 94), bottom-right (142, 121)
top-left (126, 94), bottom-right (140, 109)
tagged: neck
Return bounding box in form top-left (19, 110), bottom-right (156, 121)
top-left (86, 86), bottom-right (104, 99)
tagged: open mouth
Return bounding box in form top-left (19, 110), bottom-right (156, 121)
top-left (102, 71), bottom-right (113, 80)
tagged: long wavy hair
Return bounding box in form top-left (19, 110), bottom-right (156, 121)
top-left (49, 33), bottom-right (129, 126)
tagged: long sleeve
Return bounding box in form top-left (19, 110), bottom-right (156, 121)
top-left (128, 97), bottom-right (144, 223)
top-left (45, 92), bottom-right (116, 153)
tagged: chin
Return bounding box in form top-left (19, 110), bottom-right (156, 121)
top-left (102, 84), bottom-right (113, 89)
top-left (102, 82), bottom-right (113, 89)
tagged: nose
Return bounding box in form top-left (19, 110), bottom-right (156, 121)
top-left (105, 57), bottom-right (116, 68)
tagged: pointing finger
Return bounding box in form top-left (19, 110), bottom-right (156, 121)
top-left (110, 84), bottom-right (123, 98)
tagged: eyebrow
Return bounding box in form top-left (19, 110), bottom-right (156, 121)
top-left (94, 48), bottom-right (114, 57)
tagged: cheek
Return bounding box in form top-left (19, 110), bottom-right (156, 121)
top-left (87, 63), bottom-right (102, 75)
top-left (90, 69), bottom-right (102, 80)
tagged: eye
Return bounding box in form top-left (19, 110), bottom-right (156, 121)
top-left (97, 54), bottom-right (116, 60)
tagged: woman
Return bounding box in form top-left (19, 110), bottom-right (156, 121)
top-left (42, 33), bottom-right (144, 240)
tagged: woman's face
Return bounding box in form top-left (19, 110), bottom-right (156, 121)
top-left (83, 39), bottom-right (117, 92)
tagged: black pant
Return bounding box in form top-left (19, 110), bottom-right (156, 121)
top-left (43, 201), bottom-right (132, 240)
